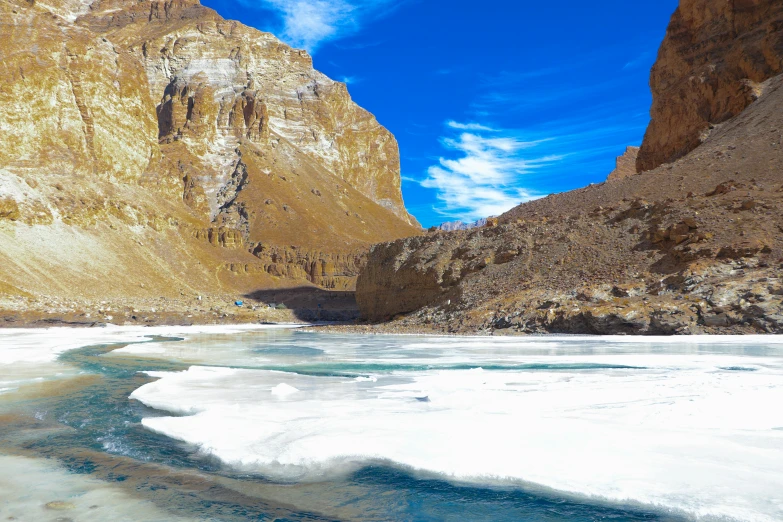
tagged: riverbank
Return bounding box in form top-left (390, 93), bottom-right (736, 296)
top-left (0, 288), bottom-right (360, 328)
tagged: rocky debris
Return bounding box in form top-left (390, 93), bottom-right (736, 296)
top-left (637, 0), bottom-right (783, 172)
top-left (356, 71), bottom-right (783, 335)
top-left (0, 286), bottom-right (360, 327)
top-left (607, 146), bottom-right (639, 182)
top-left (435, 217), bottom-right (492, 232)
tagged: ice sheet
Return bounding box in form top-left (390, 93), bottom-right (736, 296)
top-left (0, 324), bottom-right (302, 365)
top-left (131, 346), bottom-right (783, 522)
top-left (0, 454), bottom-right (192, 521)
top-left (0, 324), bottom-right (302, 393)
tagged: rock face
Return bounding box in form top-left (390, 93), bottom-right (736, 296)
top-left (606, 146), bottom-right (639, 182)
top-left (357, 70), bottom-right (783, 334)
top-left (0, 0), bottom-right (420, 313)
top-left (637, 0), bottom-right (783, 172)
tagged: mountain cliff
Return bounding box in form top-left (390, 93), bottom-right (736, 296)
top-left (0, 0), bottom-right (420, 323)
top-left (356, 0), bottom-right (783, 335)
top-left (637, 0), bottom-right (783, 172)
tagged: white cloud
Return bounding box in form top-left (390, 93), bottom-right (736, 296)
top-left (420, 124), bottom-right (559, 222)
top-left (238, 0), bottom-right (398, 52)
top-left (340, 75), bottom-right (361, 84)
top-left (446, 121), bottom-right (498, 132)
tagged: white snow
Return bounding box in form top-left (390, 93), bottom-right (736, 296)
top-left (128, 336), bottom-right (783, 522)
top-left (0, 324), bottom-right (302, 393)
top-left (0, 324), bottom-right (298, 366)
top-left (271, 382), bottom-right (300, 396)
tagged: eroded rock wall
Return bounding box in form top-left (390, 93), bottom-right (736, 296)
top-left (607, 146), bottom-right (639, 182)
top-left (0, 0), bottom-right (420, 306)
top-left (637, 0), bottom-right (783, 172)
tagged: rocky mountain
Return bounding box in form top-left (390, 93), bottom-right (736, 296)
top-left (356, 0), bottom-right (783, 335)
top-left (637, 0), bottom-right (783, 172)
top-left (0, 0), bottom-right (420, 323)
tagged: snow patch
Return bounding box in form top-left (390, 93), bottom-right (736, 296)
top-left (271, 383), bottom-right (299, 396)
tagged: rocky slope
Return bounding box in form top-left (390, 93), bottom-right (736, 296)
top-left (0, 0), bottom-right (420, 323)
top-left (435, 217), bottom-right (491, 232)
top-left (357, 6), bottom-right (783, 334)
top-left (637, 0), bottom-right (783, 172)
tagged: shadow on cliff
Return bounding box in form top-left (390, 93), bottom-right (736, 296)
top-left (243, 286), bottom-right (359, 322)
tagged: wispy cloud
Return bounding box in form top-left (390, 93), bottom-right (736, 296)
top-left (333, 40), bottom-right (384, 50)
top-left (446, 120), bottom-right (498, 132)
top-left (340, 75), bottom-right (361, 84)
top-left (237, 0), bottom-right (401, 52)
top-left (623, 51), bottom-right (653, 70)
top-left (419, 123), bottom-right (559, 221)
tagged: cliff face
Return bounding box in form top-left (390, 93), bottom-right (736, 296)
top-left (357, 0), bottom-right (783, 335)
top-left (0, 0), bottom-right (420, 318)
top-left (606, 147), bottom-right (639, 182)
top-left (637, 0), bottom-right (783, 172)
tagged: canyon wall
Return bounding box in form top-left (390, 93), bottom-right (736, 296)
top-left (0, 0), bottom-right (420, 316)
top-left (637, 0), bottom-right (783, 172)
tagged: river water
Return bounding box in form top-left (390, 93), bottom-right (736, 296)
top-left (0, 325), bottom-right (781, 521)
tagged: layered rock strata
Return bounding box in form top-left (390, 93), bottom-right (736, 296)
top-left (606, 146), bottom-right (639, 182)
top-left (0, 0), bottom-right (420, 314)
top-left (637, 0), bottom-right (783, 172)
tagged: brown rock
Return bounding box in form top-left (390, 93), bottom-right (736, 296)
top-left (0, 198), bottom-right (20, 221)
top-left (0, 0), bottom-right (421, 305)
top-left (707, 181), bottom-right (739, 196)
top-left (637, 0), bottom-right (783, 172)
top-left (682, 217), bottom-right (698, 229)
top-left (606, 146), bottom-right (639, 182)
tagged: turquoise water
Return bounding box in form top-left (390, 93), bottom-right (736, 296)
top-left (2, 328), bottom-right (782, 521)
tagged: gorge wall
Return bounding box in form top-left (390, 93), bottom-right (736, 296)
top-left (0, 0), bottom-right (420, 320)
top-left (637, 0), bottom-right (783, 172)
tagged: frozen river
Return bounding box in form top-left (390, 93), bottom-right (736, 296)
top-left (1, 325), bottom-right (781, 521)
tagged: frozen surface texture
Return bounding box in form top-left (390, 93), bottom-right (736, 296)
top-left (127, 333), bottom-right (783, 522)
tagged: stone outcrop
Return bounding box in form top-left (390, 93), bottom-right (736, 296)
top-left (0, 0), bottom-right (420, 310)
top-left (357, 69), bottom-right (783, 334)
top-left (607, 146), bottom-right (639, 182)
top-left (637, 0), bottom-right (783, 172)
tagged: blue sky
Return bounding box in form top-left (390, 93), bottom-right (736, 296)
top-left (201, 0), bottom-right (679, 227)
